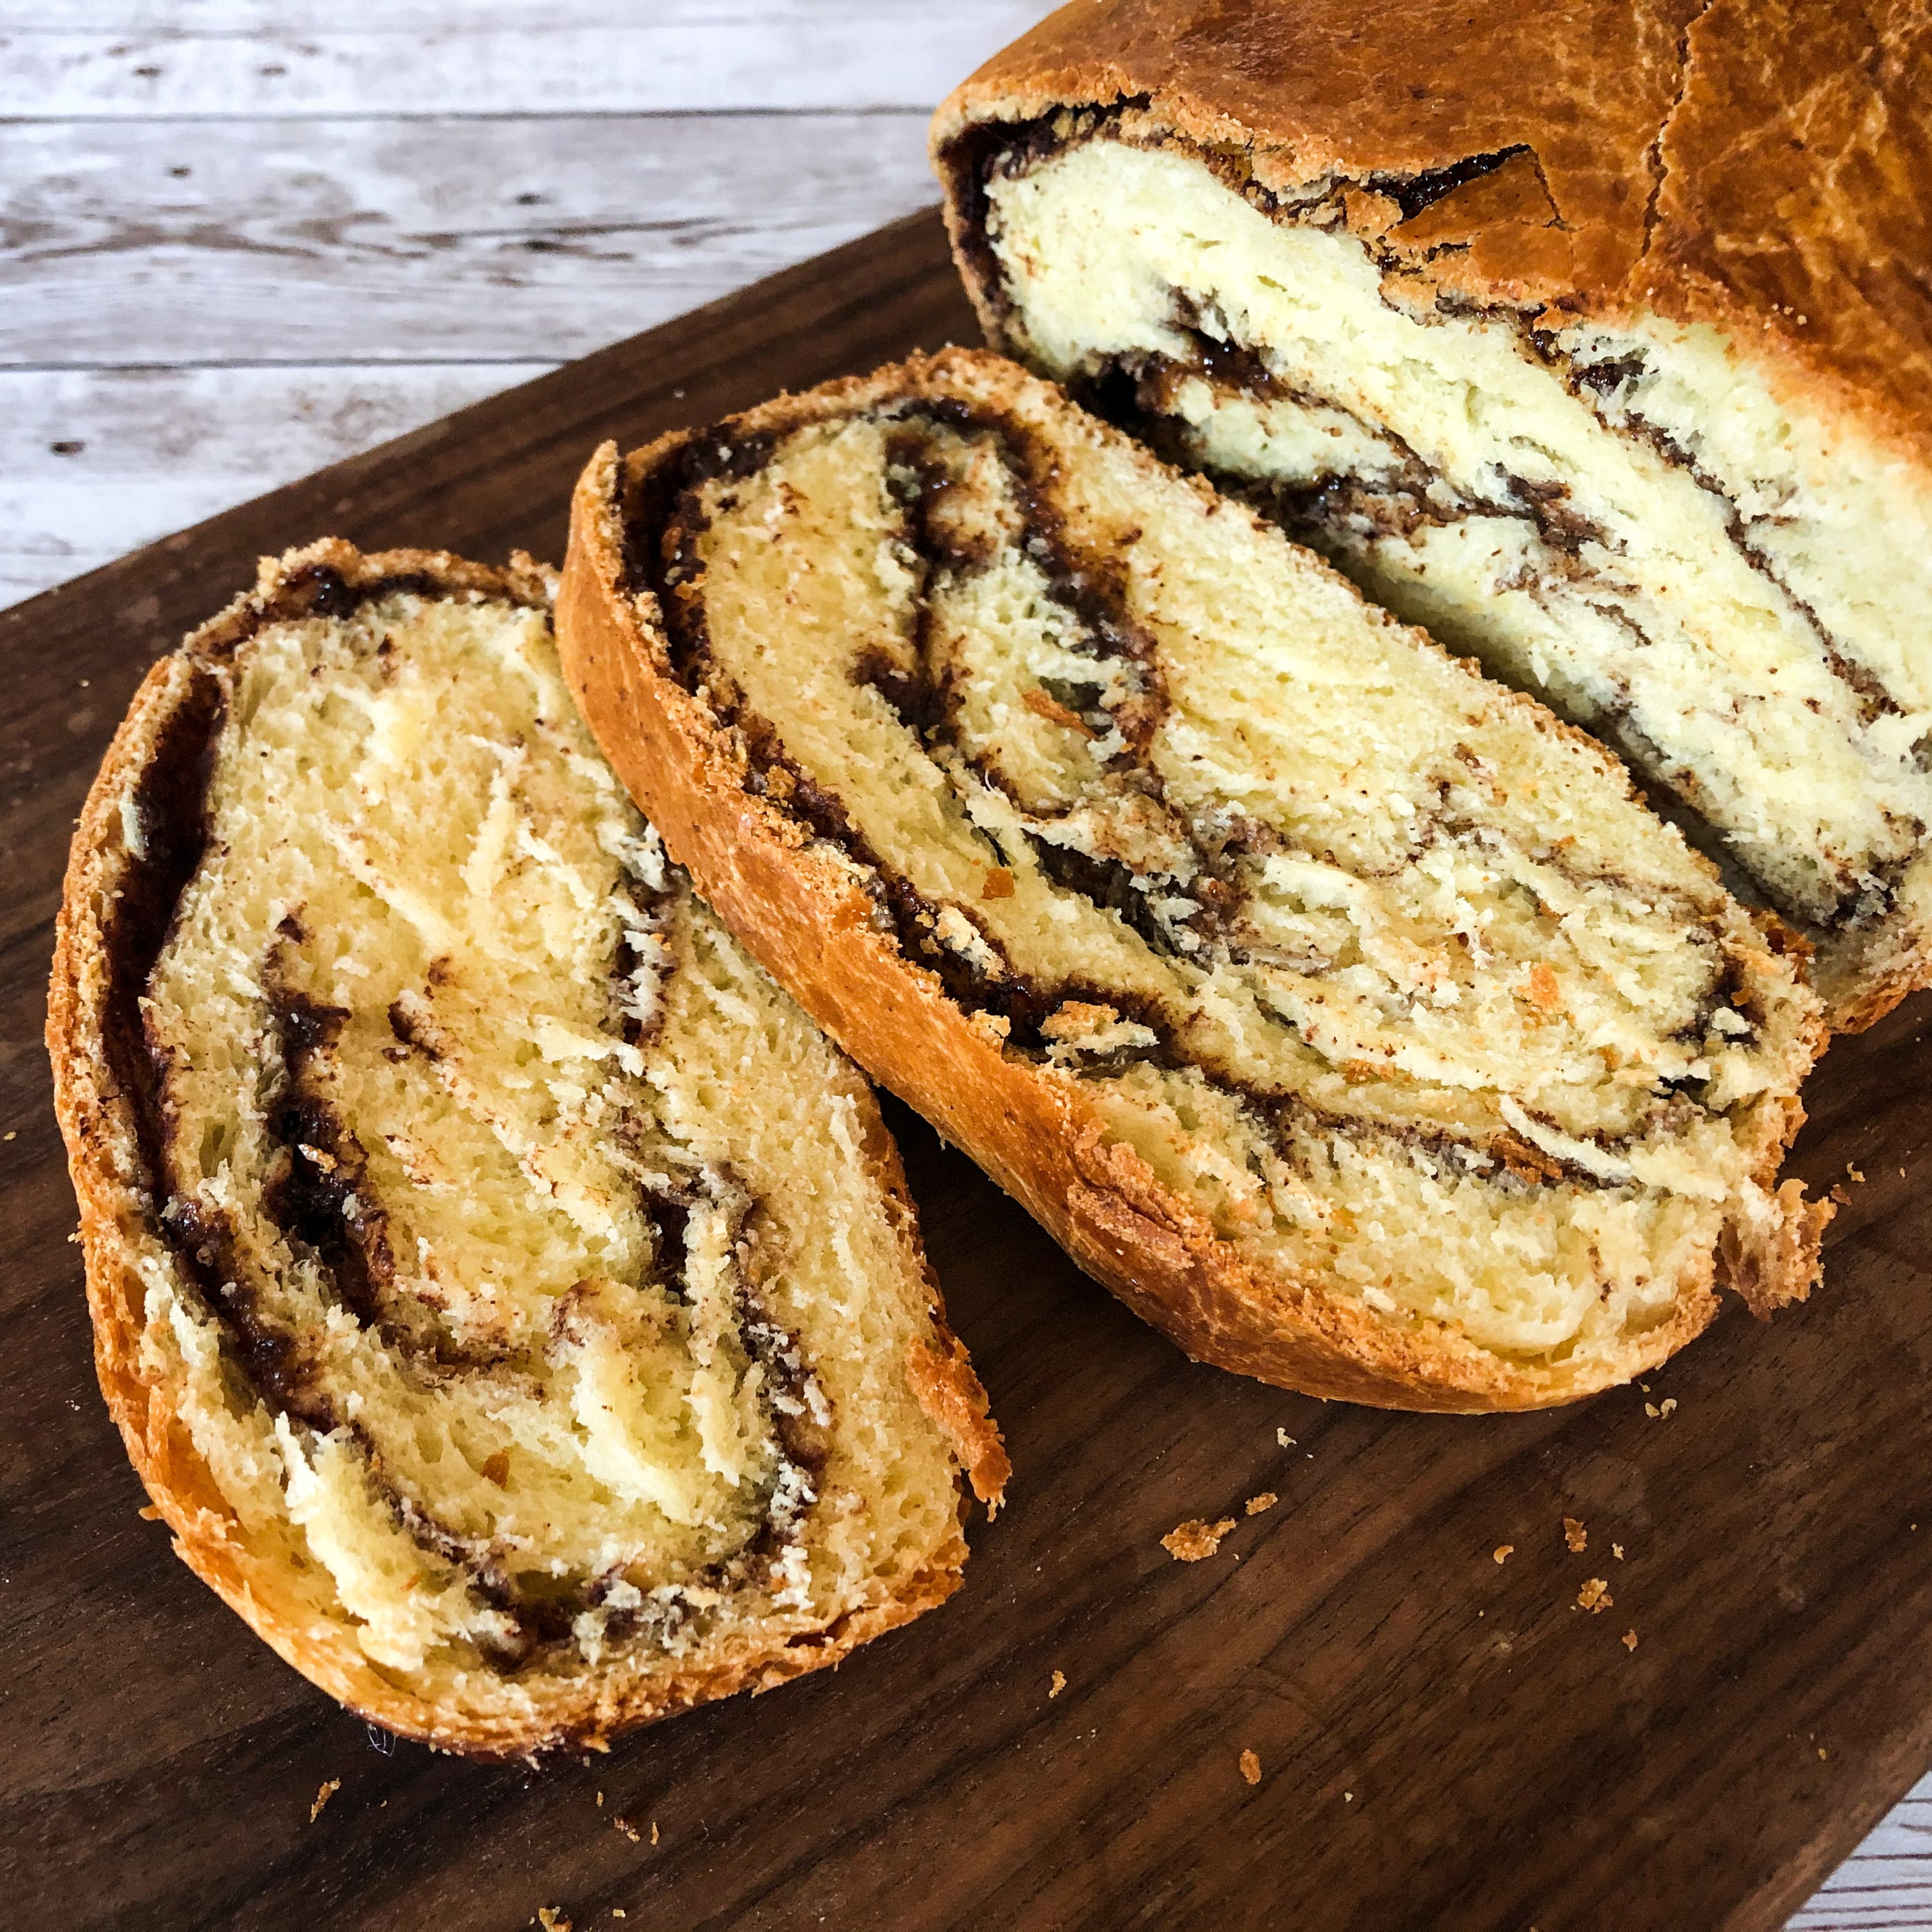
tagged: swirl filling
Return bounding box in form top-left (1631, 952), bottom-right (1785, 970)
top-left (947, 114), bottom-right (1932, 1025)
top-left (630, 371), bottom-right (1824, 1368)
top-left (111, 567), bottom-right (966, 1680)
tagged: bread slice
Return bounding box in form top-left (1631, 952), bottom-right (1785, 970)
top-left (932, 0), bottom-right (1932, 1031)
top-left (556, 348), bottom-right (1829, 1414)
top-left (47, 539), bottom-right (1006, 1761)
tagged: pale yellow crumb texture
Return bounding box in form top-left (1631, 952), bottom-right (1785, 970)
top-left (1577, 1579), bottom-right (1613, 1613)
top-left (1239, 1749), bottom-right (1262, 1786)
top-left (1050, 1669), bottom-right (1067, 1699)
top-left (1163, 1517), bottom-right (1237, 1561)
top-left (1563, 1517), bottom-right (1587, 1552)
top-left (309, 1778), bottom-right (340, 1824)
top-left (1246, 1492), bottom-right (1278, 1515)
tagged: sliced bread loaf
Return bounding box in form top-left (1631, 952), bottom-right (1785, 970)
top-left (933, 0), bottom-right (1932, 1029)
top-left (558, 349), bottom-right (1830, 1413)
top-left (47, 539), bottom-right (1005, 1760)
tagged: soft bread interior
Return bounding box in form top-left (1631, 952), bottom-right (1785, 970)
top-left (126, 581), bottom-right (972, 1708)
top-left (970, 129), bottom-right (1932, 1023)
top-left (648, 362), bottom-right (1824, 1388)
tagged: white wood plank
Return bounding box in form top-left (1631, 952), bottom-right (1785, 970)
top-left (0, 6), bottom-right (1046, 117)
top-left (0, 363), bottom-right (548, 607)
top-left (1797, 1774), bottom-right (1932, 1928)
top-left (5, 1), bottom-right (1025, 27)
top-left (1, 114), bottom-right (947, 366)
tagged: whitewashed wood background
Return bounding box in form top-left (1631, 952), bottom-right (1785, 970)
top-left (3, 4), bottom-right (1927, 1922)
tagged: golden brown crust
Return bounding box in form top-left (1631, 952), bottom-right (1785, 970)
top-left (931, 0), bottom-right (1932, 473)
top-left (555, 348), bottom-right (1824, 1414)
top-left (46, 539), bottom-right (988, 1761)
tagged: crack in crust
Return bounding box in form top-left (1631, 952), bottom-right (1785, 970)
top-left (1638, 0), bottom-right (1720, 264)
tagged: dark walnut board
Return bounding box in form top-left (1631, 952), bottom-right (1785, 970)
top-left (4, 208), bottom-right (1931, 1932)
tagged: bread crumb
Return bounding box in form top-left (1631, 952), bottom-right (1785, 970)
top-left (1644, 1403), bottom-right (1659, 1418)
top-left (138, 1503), bottom-right (163, 1521)
top-left (1621, 1630), bottom-right (1638, 1652)
top-left (595, 1791), bottom-right (604, 1807)
top-left (2, 1130), bottom-right (14, 1141)
top-left (1660, 1398), bottom-right (1677, 1418)
top-left (480, 1449), bottom-right (511, 1486)
top-left (1577, 1578), bottom-right (1613, 1613)
top-left (1563, 1517), bottom-right (1586, 1552)
top-left (1493, 1544), bottom-right (1514, 1564)
top-left (1344, 1791), bottom-right (1354, 1803)
top-left (1163, 1517), bottom-right (1236, 1561)
top-left (309, 1778), bottom-right (339, 1823)
top-left (1049, 1670), bottom-right (1066, 1699)
top-left (1245, 1492), bottom-right (1278, 1515)
top-left (981, 867), bottom-right (1015, 900)
top-left (613, 1913), bottom-right (626, 1921)
top-left (651, 1823), bottom-right (659, 1846)
top-left (1848, 1165), bottom-right (1865, 1182)
top-left (614, 1817), bottom-right (641, 1843)
top-left (1023, 686), bottom-right (1098, 737)
top-left (1612, 1543), bottom-right (1624, 1560)
top-left (1239, 1749), bottom-right (1261, 1786)
top-left (1819, 1747), bottom-right (1828, 1760)
top-left (1276, 1428), bottom-right (1296, 1447)
top-left (537, 1912), bottom-right (572, 1932)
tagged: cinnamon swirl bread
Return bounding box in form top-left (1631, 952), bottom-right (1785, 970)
top-left (933, 0), bottom-right (1932, 1030)
top-left (557, 349), bottom-right (1830, 1414)
top-left (47, 540), bottom-right (1004, 1760)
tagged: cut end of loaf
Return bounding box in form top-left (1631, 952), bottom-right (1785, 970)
top-left (936, 106), bottom-right (1932, 1032)
top-left (49, 539), bottom-right (1002, 1757)
top-left (558, 348), bottom-right (1830, 1413)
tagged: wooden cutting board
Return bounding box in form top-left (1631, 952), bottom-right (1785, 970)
top-left (5, 208), bottom-right (1931, 1932)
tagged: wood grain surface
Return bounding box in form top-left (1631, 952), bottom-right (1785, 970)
top-left (5, 208), bottom-right (1932, 1932)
